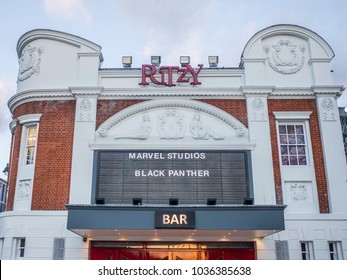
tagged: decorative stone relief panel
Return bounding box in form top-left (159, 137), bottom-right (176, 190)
top-left (17, 180), bottom-right (32, 200)
top-left (17, 45), bottom-right (44, 81)
top-left (97, 100), bottom-right (248, 146)
top-left (284, 181), bottom-right (318, 214)
top-left (158, 110), bottom-right (186, 139)
top-left (77, 98), bottom-right (93, 122)
top-left (320, 97), bottom-right (336, 121)
top-left (263, 39), bottom-right (305, 74)
top-left (290, 183), bottom-right (308, 201)
top-left (249, 97), bottom-right (267, 121)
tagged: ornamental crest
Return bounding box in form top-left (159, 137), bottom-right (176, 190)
top-left (157, 110), bottom-right (185, 139)
top-left (264, 40), bottom-right (305, 74)
top-left (18, 45), bottom-right (44, 82)
top-left (290, 183), bottom-right (307, 201)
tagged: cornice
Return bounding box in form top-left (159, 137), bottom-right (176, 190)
top-left (8, 89), bottom-right (74, 113)
top-left (69, 86), bottom-right (104, 97)
top-left (312, 85), bottom-right (345, 96)
top-left (17, 113), bottom-right (42, 124)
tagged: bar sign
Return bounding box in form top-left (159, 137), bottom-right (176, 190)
top-left (155, 211), bottom-right (195, 229)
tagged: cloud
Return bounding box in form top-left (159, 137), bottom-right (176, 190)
top-left (43, 0), bottom-right (92, 24)
top-left (0, 79), bottom-right (14, 133)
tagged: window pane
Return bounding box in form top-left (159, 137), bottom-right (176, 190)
top-left (280, 135), bottom-right (288, 144)
top-left (282, 156), bottom-right (289, 165)
top-left (279, 125), bottom-right (287, 134)
top-left (281, 146), bottom-right (288, 155)
top-left (295, 125), bottom-right (304, 134)
top-left (290, 156), bottom-right (298, 165)
top-left (297, 135), bottom-right (305, 144)
top-left (288, 135), bottom-right (296, 144)
top-left (287, 125), bottom-right (295, 134)
top-left (298, 156), bottom-right (307, 165)
top-left (289, 146), bottom-right (297, 155)
top-left (297, 146), bottom-right (306, 155)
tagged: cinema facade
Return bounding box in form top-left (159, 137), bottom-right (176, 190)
top-left (1, 24), bottom-right (347, 260)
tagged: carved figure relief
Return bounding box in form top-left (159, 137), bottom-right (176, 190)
top-left (250, 98), bottom-right (266, 121)
top-left (290, 183), bottom-right (307, 201)
top-left (17, 180), bottom-right (31, 200)
top-left (157, 110), bottom-right (185, 139)
top-left (190, 113), bottom-right (224, 140)
top-left (115, 114), bottom-right (152, 140)
top-left (78, 98), bottom-right (92, 122)
top-left (18, 45), bottom-right (44, 81)
top-left (321, 97), bottom-right (336, 121)
top-left (263, 40), bottom-right (305, 74)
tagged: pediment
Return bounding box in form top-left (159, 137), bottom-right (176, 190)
top-left (95, 99), bottom-right (249, 148)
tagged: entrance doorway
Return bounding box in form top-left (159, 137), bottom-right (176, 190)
top-left (90, 242), bottom-right (256, 260)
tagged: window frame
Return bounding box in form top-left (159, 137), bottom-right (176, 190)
top-left (300, 241), bottom-right (315, 260)
top-left (328, 241), bottom-right (344, 260)
top-left (274, 112), bottom-right (312, 167)
top-left (278, 123), bottom-right (308, 166)
top-left (17, 114), bottom-right (42, 168)
top-left (25, 125), bottom-right (38, 166)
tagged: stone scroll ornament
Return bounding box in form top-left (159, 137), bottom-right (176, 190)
top-left (17, 45), bottom-right (44, 82)
top-left (264, 40), bottom-right (305, 74)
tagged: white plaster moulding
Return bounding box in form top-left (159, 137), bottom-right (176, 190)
top-left (96, 99), bottom-right (248, 137)
top-left (89, 143), bottom-right (256, 151)
top-left (273, 111), bottom-right (312, 120)
top-left (8, 89), bottom-right (75, 113)
top-left (17, 29), bottom-right (102, 57)
top-left (8, 86), bottom-right (339, 113)
top-left (312, 85), bottom-right (345, 96)
top-left (17, 113), bottom-right (42, 124)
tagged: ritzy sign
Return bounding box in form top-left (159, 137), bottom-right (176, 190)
top-left (139, 64), bottom-right (203, 87)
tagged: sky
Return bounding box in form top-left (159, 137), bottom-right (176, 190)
top-left (0, 0), bottom-right (347, 180)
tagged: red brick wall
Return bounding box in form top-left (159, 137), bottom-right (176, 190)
top-left (268, 99), bottom-right (329, 213)
top-left (96, 100), bottom-right (145, 129)
top-left (198, 99), bottom-right (248, 127)
top-left (7, 101), bottom-right (75, 211)
top-left (6, 98), bottom-right (329, 213)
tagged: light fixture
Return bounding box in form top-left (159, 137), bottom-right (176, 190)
top-left (132, 198), bottom-right (142, 205)
top-left (2, 163), bottom-right (9, 176)
top-left (208, 56), bottom-right (219, 67)
top-left (180, 56), bottom-right (190, 66)
top-left (169, 198), bottom-right (179, 205)
top-left (122, 56), bottom-right (132, 67)
top-left (207, 198), bottom-right (217, 205)
top-left (95, 198), bottom-right (105, 205)
top-left (151, 56), bottom-right (161, 67)
top-left (244, 198), bottom-right (254, 205)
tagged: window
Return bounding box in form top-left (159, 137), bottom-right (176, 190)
top-left (25, 126), bottom-right (37, 165)
top-left (328, 241), bottom-right (343, 260)
top-left (14, 238), bottom-right (26, 259)
top-left (300, 241), bottom-right (314, 260)
top-left (278, 124), bottom-right (307, 166)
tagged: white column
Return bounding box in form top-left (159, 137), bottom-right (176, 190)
top-left (69, 87), bottom-right (102, 204)
top-left (244, 87), bottom-right (276, 204)
top-left (315, 88), bottom-right (347, 213)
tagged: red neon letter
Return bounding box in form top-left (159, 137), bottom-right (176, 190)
top-left (186, 64), bottom-right (203, 85)
top-left (160, 66), bottom-right (179, 86)
top-left (139, 64), bottom-right (161, 86)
